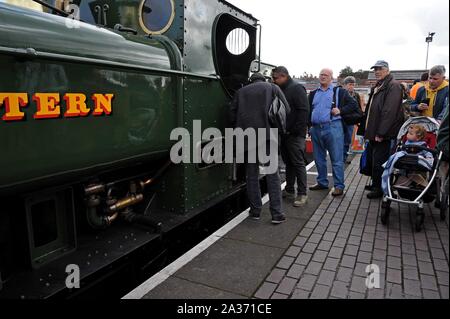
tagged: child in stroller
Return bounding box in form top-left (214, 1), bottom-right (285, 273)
top-left (391, 124), bottom-right (434, 190)
top-left (380, 117), bottom-right (441, 232)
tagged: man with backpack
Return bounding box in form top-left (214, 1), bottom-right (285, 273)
top-left (230, 72), bottom-right (290, 224)
top-left (308, 68), bottom-right (358, 197)
top-left (271, 66), bottom-right (310, 207)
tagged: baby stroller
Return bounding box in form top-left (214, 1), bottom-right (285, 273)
top-left (381, 117), bottom-right (445, 232)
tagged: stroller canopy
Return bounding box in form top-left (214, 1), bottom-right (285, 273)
top-left (397, 117), bottom-right (440, 141)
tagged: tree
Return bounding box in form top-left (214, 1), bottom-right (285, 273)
top-left (339, 66), bottom-right (354, 79)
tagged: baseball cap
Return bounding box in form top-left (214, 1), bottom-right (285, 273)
top-left (370, 60), bottom-right (389, 69)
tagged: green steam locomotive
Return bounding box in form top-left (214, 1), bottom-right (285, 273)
top-left (0, 0), bottom-right (264, 298)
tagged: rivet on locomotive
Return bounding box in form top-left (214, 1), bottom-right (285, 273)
top-left (0, 0), bottom-right (262, 298)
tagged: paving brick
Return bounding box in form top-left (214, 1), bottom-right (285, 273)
top-left (403, 267), bottom-right (420, 281)
top-left (295, 252), bottom-right (312, 266)
top-left (344, 244), bottom-right (359, 257)
top-left (297, 275), bottom-right (317, 292)
top-left (290, 289), bottom-right (310, 299)
top-left (372, 249), bottom-right (387, 261)
top-left (285, 246), bottom-right (302, 259)
top-left (302, 243), bottom-right (317, 254)
top-left (350, 276), bottom-right (368, 294)
top-left (312, 250), bottom-right (328, 263)
top-left (433, 259), bottom-right (449, 272)
top-left (317, 240), bottom-right (333, 251)
top-left (327, 224), bottom-right (340, 233)
top-left (313, 226), bottom-right (327, 235)
top-left (348, 235), bottom-right (362, 246)
top-left (415, 241), bottom-right (429, 251)
top-left (322, 232), bottom-right (337, 242)
top-left (277, 256), bottom-right (295, 270)
top-left (354, 262), bottom-right (369, 277)
top-left (317, 270), bottom-right (335, 287)
top-left (417, 250), bottom-right (432, 262)
top-left (293, 236), bottom-right (308, 247)
top-left (341, 255), bottom-right (357, 269)
top-left (386, 268), bottom-right (402, 284)
top-left (430, 247), bottom-right (447, 260)
top-left (422, 289), bottom-right (441, 299)
top-left (271, 293), bottom-right (289, 299)
top-left (401, 243), bottom-right (415, 255)
top-left (403, 254), bottom-right (418, 267)
top-left (388, 245), bottom-right (401, 257)
top-left (374, 239), bottom-right (387, 250)
top-left (330, 281), bottom-right (349, 299)
top-left (388, 236), bottom-right (401, 247)
top-left (299, 228), bottom-right (313, 237)
top-left (418, 261), bottom-right (435, 275)
top-left (435, 271), bottom-right (449, 286)
top-left (357, 251), bottom-right (372, 264)
top-left (310, 284), bottom-right (331, 299)
top-left (360, 241), bottom-right (374, 252)
top-left (362, 232), bottom-right (376, 243)
top-left (336, 267), bottom-right (353, 283)
top-left (439, 285), bottom-right (449, 299)
top-left (387, 256), bottom-right (402, 270)
top-left (304, 261), bottom-right (322, 276)
top-left (333, 237), bottom-right (347, 248)
top-left (266, 268), bottom-right (287, 284)
top-left (421, 274), bottom-right (438, 291)
top-left (323, 258), bottom-right (339, 272)
top-left (386, 283), bottom-right (404, 299)
top-left (286, 264), bottom-right (305, 279)
top-left (403, 279), bottom-right (422, 297)
top-left (276, 277), bottom-right (298, 295)
top-left (367, 288), bottom-right (385, 299)
top-left (255, 282), bottom-right (277, 299)
top-left (308, 233), bottom-right (323, 244)
top-left (328, 247), bottom-right (345, 259)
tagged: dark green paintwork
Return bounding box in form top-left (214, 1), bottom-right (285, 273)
top-left (0, 0), bottom-right (258, 215)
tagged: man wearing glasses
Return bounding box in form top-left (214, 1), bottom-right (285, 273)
top-left (307, 69), bottom-right (357, 197)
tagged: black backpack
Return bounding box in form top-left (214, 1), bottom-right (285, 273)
top-left (333, 87), bottom-right (364, 125)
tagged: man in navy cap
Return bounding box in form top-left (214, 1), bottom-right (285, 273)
top-left (364, 60), bottom-right (404, 198)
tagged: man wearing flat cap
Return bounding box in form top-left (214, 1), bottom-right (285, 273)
top-left (364, 60), bottom-right (404, 199)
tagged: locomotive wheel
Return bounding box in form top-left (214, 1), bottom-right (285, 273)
top-left (416, 209), bottom-right (425, 232)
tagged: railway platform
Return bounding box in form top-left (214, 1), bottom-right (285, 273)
top-left (124, 156), bottom-right (449, 300)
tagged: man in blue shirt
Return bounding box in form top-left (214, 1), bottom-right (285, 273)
top-left (308, 69), bottom-right (357, 196)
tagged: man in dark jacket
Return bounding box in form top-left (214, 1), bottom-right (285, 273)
top-left (271, 66), bottom-right (310, 207)
top-left (364, 60), bottom-right (404, 199)
top-left (230, 73), bottom-right (289, 224)
top-left (308, 68), bottom-right (358, 197)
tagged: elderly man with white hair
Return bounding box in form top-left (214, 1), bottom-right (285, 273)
top-left (308, 68), bottom-right (357, 197)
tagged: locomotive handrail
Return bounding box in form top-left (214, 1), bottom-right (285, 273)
top-left (0, 45), bottom-right (220, 81)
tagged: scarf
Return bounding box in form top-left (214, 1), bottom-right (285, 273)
top-left (423, 80), bottom-right (449, 117)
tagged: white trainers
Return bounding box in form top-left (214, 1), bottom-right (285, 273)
top-left (293, 195), bottom-right (308, 207)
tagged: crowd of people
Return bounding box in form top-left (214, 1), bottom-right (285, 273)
top-left (230, 61), bottom-right (449, 224)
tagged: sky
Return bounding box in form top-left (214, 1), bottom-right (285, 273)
top-left (227, 0), bottom-right (449, 78)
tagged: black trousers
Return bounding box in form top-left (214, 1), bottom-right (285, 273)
top-left (281, 135), bottom-right (307, 195)
top-left (368, 139), bottom-right (395, 189)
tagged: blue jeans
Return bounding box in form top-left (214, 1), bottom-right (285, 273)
top-left (310, 121), bottom-right (345, 190)
top-left (343, 124), bottom-right (355, 161)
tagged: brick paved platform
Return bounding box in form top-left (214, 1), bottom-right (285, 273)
top-left (138, 155), bottom-right (449, 300)
top-left (256, 158), bottom-right (449, 299)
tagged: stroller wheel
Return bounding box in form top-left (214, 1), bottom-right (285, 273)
top-left (440, 193), bottom-right (448, 221)
top-left (416, 208), bottom-right (424, 232)
top-left (381, 202), bottom-right (391, 225)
